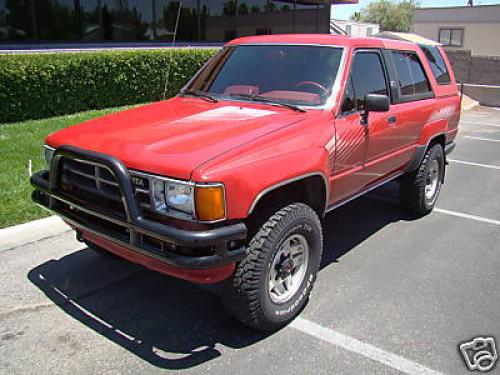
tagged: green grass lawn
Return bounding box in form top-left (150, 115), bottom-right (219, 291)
top-left (0, 106), bottom-right (131, 229)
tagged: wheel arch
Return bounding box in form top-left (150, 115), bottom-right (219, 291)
top-left (248, 172), bottom-right (329, 218)
top-left (428, 133), bottom-right (446, 148)
top-left (406, 132), bottom-right (447, 174)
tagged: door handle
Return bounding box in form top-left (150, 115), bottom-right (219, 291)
top-left (387, 115), bottom-right (397, 125)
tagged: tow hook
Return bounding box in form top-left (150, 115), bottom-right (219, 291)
top-left (75, 230), bottom-right (84, 243)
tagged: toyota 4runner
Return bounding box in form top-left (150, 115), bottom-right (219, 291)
top-left (31, 34), bottom-right (460, 331)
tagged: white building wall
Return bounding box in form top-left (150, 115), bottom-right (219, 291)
top-left (413, 5), bottom-right (500, 56)
top-left (413, 21), bottom-right (500, 56)
top-left (330, 19), bottom-right (380, 37)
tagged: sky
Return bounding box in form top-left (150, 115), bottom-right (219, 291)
top-left (331, 0), bottom-right (500, 20)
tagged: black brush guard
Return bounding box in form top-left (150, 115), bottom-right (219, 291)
top-left (30, 145), bottom-right (247, 270)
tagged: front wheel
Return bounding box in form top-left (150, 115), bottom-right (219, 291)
top-left (400, 143), bottom-right (445, 216)
top-left (222, 203), bottom-right (323, 331)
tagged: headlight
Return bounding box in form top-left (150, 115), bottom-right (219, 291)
top-left (152, 178), bottom-right (194, 216)
top-left (166, 183), bottom-right (194, 213)
top-left (151, 177), bottom-right (225, 222)
top-left (152, 179), bottom-right (168, 212)
top-left (44, 145), bottom-right (55, 169)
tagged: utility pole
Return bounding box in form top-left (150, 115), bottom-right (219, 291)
top-left (74, 0), bottom-right (81, 38)
top-left (30, 0), bottom-right (38, 40)
top-left (162, 1), bottom-right (182, 100)
top-left (152, 0), bottom-right (157, 40)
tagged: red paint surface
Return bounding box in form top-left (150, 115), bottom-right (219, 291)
top-left (46, 35), bottom-right (460, 281)
top-left (46, 36), bottom-right (459, 219)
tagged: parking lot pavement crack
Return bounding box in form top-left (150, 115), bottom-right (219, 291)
top-left (0, 270), bottom-right (144, 321)
top-left (0, 230), bottom-right (73, 253)
top-left (0, 302), bottom-right (55, 320)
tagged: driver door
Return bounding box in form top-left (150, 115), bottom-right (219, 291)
top-left (330, 50), bottom-right (395, 203)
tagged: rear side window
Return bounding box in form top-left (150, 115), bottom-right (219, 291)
top-left (420, 45), bottom-right (451, 85)
top-left (350, 52), bottom-right (388, 110)
top-left (391, 51), bottom-right (432, 97)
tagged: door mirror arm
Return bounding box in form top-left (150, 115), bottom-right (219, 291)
top-left (360, 94), bottom-right (390, 125)
top-left (360, 110), bottom-right (369, 126)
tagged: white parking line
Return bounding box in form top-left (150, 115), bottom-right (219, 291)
top-left (366, 194), bottom-right (500, 226)
top-left (460, 120), bottom-right (500, 128)
top-left (448, 159), bottom-right (500, 171)
top-left (463, 135), bottom-right (500, 143)
top-left (290, 317), bottom-right (444, 375)
top-left (434, 208), bottom-right (500, 226)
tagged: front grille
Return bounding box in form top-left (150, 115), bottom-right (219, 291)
top-left (58, 157), bottom-right (127, 219)
top-left (56, 157), bottom-right (155, 220)
top-left (130, 174), bottom-right (151, 210)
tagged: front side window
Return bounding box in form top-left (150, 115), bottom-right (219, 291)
top-left (391, 51), bottom-right (432, 97)
top-left (346, 51), bottom-right (388, 111)
top-left (341, 77), bottom-right (355, 113)
top-left (439, 28), bottom-right (463, 47)
top-left (420, 45), bottom-right (451, 85)
top-left (186, 45), bottom-right (344, 106)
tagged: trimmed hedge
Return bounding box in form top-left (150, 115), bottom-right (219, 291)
top-left (0, 48), bottom-right (217, 123)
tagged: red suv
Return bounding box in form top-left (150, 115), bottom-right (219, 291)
top-left (31, 35), bottom-right (460, 331)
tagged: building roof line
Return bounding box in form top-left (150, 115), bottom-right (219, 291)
top-left (416, 4), bottom-right (500, 10)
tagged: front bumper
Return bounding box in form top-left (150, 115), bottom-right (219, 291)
top-left (30, 145), bottom-right (247, 277)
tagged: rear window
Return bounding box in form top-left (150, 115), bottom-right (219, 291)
top-left (391, 50), bottom-right (432, 96)
top-left (420, 45), bottom-right (451, 85)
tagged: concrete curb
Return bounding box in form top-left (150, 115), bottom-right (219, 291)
top-left (461, 95), bottom-right (480, 112)
top-left (462, 101), bottom-right (480, 112)
top-left (0, 216), bottom-right (70, 251)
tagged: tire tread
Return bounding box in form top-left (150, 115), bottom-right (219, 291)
top-left (224, 203), bottom-right (322, 331)
top-left (400, 144), bottom-right (444, 215)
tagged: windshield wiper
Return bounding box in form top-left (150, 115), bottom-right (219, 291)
top-left (229, 93), bottom-right (306, 113)
top-left (179, 89), bottom-right (218, 103)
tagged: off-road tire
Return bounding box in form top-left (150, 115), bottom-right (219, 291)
top-left (222, 203), bottom-right (323, 331)
top-left (400, 143), bottom-right (445, 216)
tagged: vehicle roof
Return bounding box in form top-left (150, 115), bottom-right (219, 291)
top-left (227, 34), bottom-right (420, 51)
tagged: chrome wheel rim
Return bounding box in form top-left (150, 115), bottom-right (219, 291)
top-left (268, 234), bottom-right (309, 304)
top-left (425, 159), bottom-right (440, 201)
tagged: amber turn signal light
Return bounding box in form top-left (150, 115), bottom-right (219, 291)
top-left (195, 185), bottom-right (225, 221)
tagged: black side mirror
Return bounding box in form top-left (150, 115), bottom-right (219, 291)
top-left (361, 94), bottom-right (390, 125)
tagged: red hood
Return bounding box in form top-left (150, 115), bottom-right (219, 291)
top-left (46, 97), bottom-right (309, 180)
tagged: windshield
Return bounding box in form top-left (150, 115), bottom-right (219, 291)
top-left (185, 45), bottom-right (343, 107)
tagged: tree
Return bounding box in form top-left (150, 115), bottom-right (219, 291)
top-left (238, 3), bottom-right (250, 15)
top-left (351, 11), bottom-right (362, 22)
top-left (350, 0), bottom-right (419, 32)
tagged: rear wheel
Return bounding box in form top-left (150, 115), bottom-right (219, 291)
top-left (400, 143), bottom-right (445, 216)
top-left (222, 203), bottom-right (323, 331)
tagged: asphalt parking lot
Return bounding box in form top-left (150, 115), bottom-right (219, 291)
top-left (1, 107), bottom-right (500, 374)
